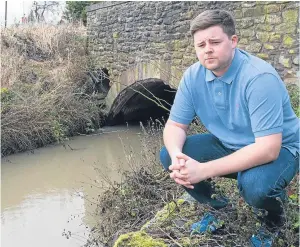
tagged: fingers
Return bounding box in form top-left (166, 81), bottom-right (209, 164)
top-left (169, 163), bottom-right (181, 171)
top-left (170, 170), bottom-right (188, 180)
top-left (179, 158), bottom-right (185, 167)
top-left (174, 178), bottom-right (194, 189)
top-left (176, 153), bottom-right (190, 161)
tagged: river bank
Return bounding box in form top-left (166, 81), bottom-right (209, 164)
top-left (86, 123), bottom-right (299, 247)
top-left (1, 24), bottom-right (106, 157)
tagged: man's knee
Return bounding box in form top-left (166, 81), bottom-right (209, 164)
top-left (159, 146), bottom-right (171, 170)
top-left (238, 174), bottom-right (284, 208)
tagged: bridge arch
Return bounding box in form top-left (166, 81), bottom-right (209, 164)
top-left (106, 78), bottom-right (176, 125)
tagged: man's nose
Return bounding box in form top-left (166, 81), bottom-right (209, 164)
top-left (204, 44), bottom-right (213, 53)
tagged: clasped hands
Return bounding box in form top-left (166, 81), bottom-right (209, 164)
top-left (169, 152), bottom-right (207, 189)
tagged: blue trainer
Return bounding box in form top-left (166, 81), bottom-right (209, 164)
top-left (250, 228), bottom-right (277, 247)
top-left (190, 212), bottom-right (224, 235)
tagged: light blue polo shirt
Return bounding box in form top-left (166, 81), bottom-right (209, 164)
top-left (170, 48), bottom-right (299, 156)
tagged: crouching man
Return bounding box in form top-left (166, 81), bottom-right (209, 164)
top-left (160, 9), bottom-right (299, 247)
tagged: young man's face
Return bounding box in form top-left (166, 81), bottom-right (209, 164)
top-left (193, 25), bottom-right (238, 76)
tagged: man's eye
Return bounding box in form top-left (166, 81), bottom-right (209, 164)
top-left (212, 42), bottom-right (220, 44)
top-left (198, 44), bottom-right (204, 48)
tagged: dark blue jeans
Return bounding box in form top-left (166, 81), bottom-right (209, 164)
top-left (160, 133), bottom-right (299, 226)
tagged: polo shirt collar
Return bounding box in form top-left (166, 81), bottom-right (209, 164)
top-left (205, 48), bottom-right (242, 84)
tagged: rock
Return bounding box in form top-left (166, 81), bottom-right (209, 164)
top-left (264, 44), bottom-right (275, 50)
top-left (282, 9), bottom-right (298, 23)
top-left (279, 56), bottom-right (291, 68)
top-left (246, 43), bottom-right (262, 53)
top-left (265, 14), bottom-right (282, 24)
top-left (264, 4), bottom-right (281, 13)
top-left (256, 32), bottom-right (270, 43)
top-left (283, 35), bottom-right (296, 48)
top-left (293, 56), bottom-right (299, 65)
top-left (257, 53), bottom-right (269, 60)
top-left (269, 34), bottom-right (281, 42)
top-left (256, 24), bottom-right (273, 31)
top-left (240, 29), bottom-right (255, 37)
top-left (275, 23), bottom-right (296, 33)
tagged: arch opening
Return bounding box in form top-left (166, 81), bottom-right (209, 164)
top-left (106, 78), bottom-right (176, 126)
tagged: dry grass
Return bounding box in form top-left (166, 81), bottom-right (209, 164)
top-left (1, 24), bottom-right (104, 156)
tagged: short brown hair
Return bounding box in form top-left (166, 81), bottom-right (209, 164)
top-left (190, 10), bottom-right (236, 37)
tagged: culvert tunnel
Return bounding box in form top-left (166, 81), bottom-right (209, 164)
top-left (106, 78), bottom-right (176, 126)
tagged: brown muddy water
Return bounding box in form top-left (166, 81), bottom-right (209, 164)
top-left (1, 126), bottom-right (143, 247)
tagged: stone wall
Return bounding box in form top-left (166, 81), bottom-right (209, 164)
top-left (87, 1), bottom-right (299, 87)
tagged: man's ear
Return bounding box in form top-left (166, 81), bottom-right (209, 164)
top-left (231, 35), bottom-right (238, 48)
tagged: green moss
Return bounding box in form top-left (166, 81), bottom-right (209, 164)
top-left (173, 40), bottom-right (181, 50)
top-left (264, 44), bottom-right (275, 50)
top-left (155, 199), bottom-right (184, 221)
top-left (256, 32), bottom-right (270, 42)
top-left (279, 56), bottom-right (291, 68)
top-left (113, 32), bottom-right (119, 39)
top-left (141, 198), bottom-right (187, 230)
top-left (257, 53), bottom-right (269, 60)
top-left (283, 35), bottom-right (295, 48)
top-left (186, 11), bottom-right (193, 19)
top-left (264, 4), bottom-right (280, 14)
top-left (275, 23), bottom-right (296, 33)
top-left (113, 231), bottom-right (167, 247)
top-left (256, 24), bottom-right (273, 32)
top-left (282, 9), bottom-right (298, 23)
top-left (289, 49), bottom-right (296, 54)
top-left (239, 38), bottom-right (249, 45)
top-left (269, 34), bottom-right (281, 42)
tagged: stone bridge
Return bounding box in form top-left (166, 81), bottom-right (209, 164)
top-left (87, 1), bottom-right (299, 125)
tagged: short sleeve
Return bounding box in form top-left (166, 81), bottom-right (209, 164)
top-left (169, 73), bottom-right (196, 125)
top-left (245, 73), bottom-right (284, 137)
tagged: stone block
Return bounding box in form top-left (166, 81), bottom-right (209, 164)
top-left (293, 56), bottom-right (299, 65)
top-left (264, 44), bottom-right (275, 50)
top-left (282, 9), bottom-right (298, 23)
top-left (269, 33), bottom-right (281, 42)
top-left (239, 18), bottom-right (255, 28)
top-left (264, 4), bottom-right (281, 13)
top-left (246, 43), bottom-right (262, 52)
top-left (243, 6), bottom-right (264, 17)
top-left (283, 35), bottom-right (296, 48)
top-left (279, 56), bottom-right (291, 68)
top-left (242, 2), bottom-right (256, 8)
top-left (256, 24), bottom-right (273, 31)
top-left (239, 38), bottom-right (249, 45)
top-left (240, 29), bottom-right (255, 37)
top-left (257, 53), bottom-right (269, 60)
top-left (289, 49), bottom-right (296, 54)
top-left (256, 32), bottom-right (270, 42)
top-left (265, 14), bottom-right (282, 24)
top-left (275, 23), bottom-right (296, 33)
top-left (234, 10), bottom-right (243, 18)
top-left (253, 16), bottom-right (266, 24)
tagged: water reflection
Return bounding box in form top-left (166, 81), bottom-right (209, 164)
top-left (1, 126), bottom-right (142, 247)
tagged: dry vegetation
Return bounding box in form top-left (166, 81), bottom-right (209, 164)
top-left (83, 120), bottom-right (299, 247)
top-left (1, 24), bottom-right (105, 156)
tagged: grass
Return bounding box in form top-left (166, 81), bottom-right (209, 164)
top-left (1, 24), bottom-right (105, 156)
